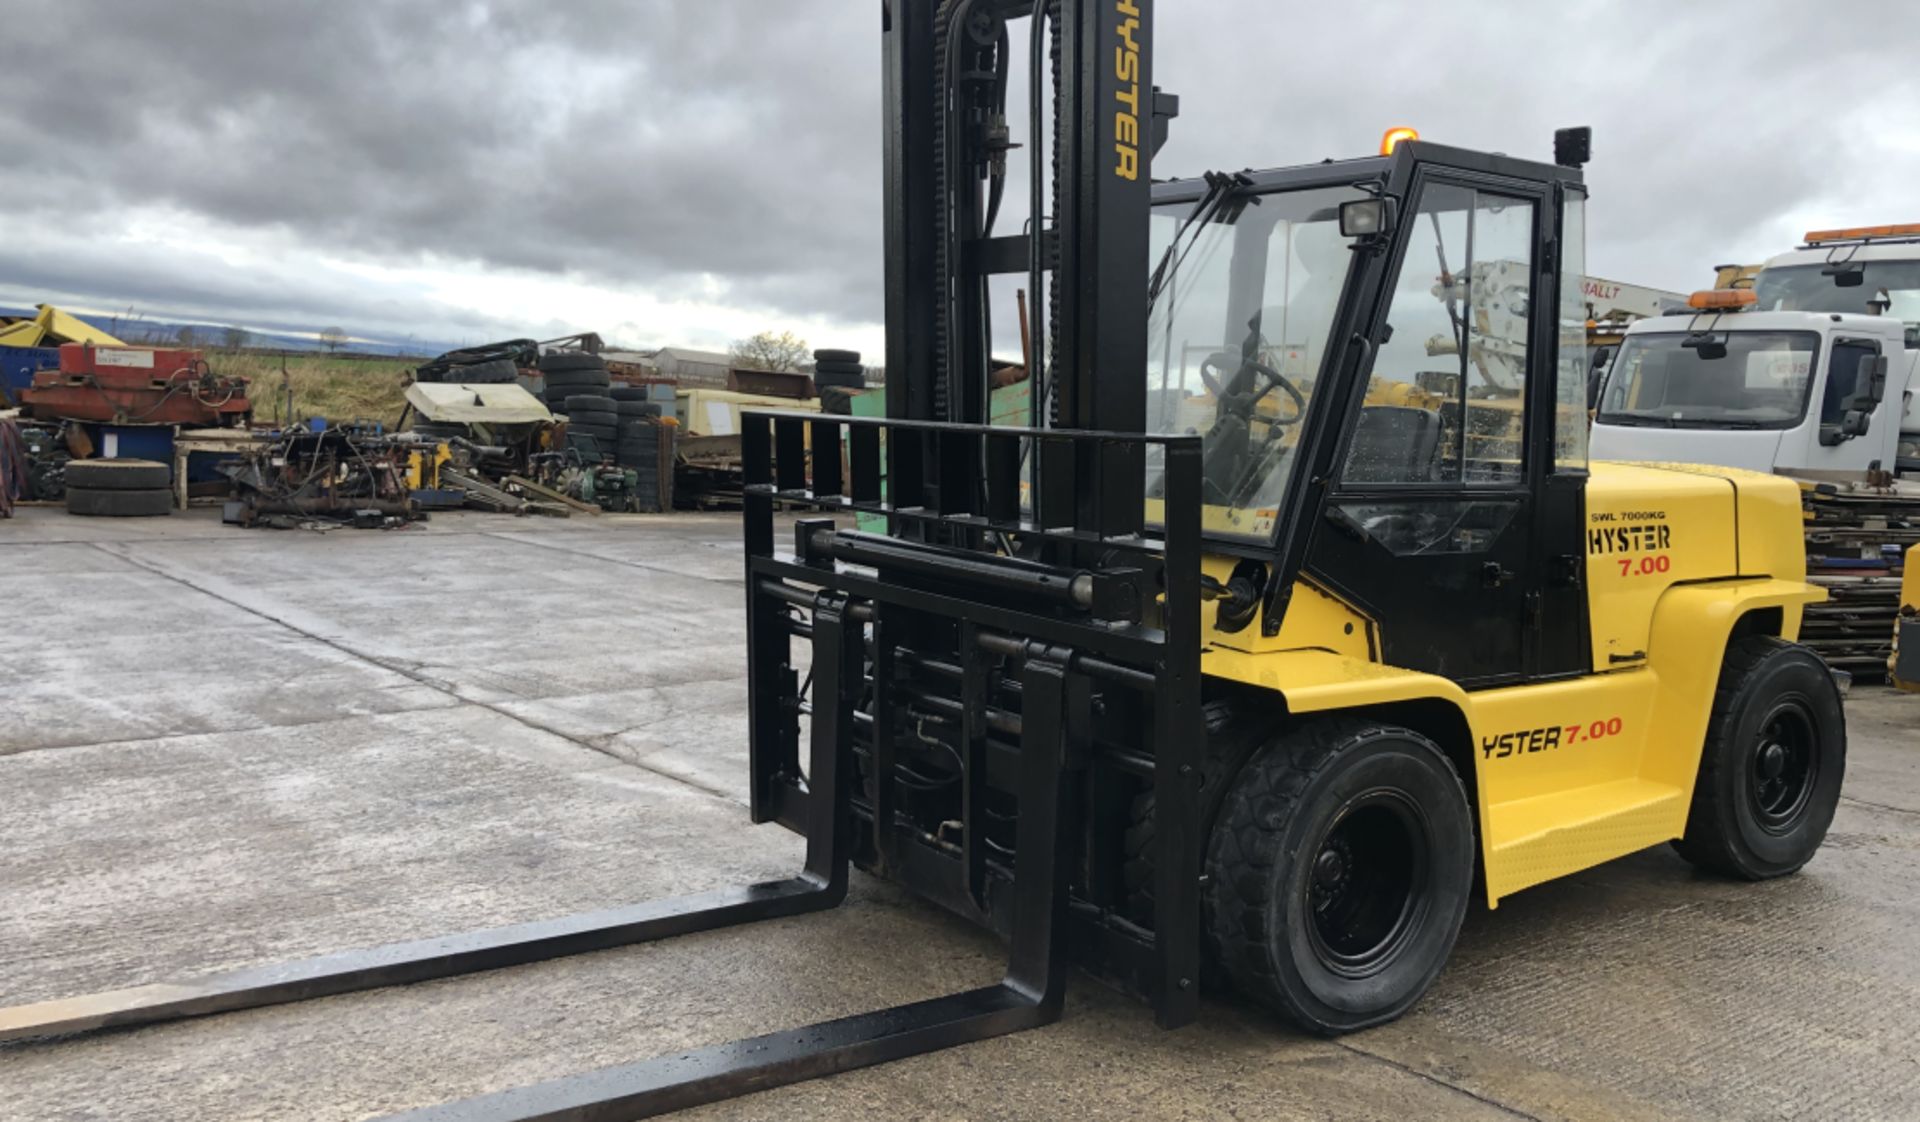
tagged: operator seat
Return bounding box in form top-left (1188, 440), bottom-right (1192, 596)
top-left (1345, 405), bottom-right (1441, 483)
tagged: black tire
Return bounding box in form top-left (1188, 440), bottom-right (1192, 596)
top-left (573, 425), bottom-right (618, 441)
top-left (444, 358), bottom-right (519, 384)
top-left (813, 358), bottom-right (864, 374)
top-left (563, 395), bottom-right (617, 414)
top-left (814, 369), bottom-right (865, 391)
top-left (544, 373), bottom-right (611, 395)
top-left (616, 400), bottom-right (662, 418)
top-left (539, 352), bottom-right (606, 373)
top-left (67, 486), bottom-right (172, 517)
top-left (813, 348), bottom-right (860, 365)
top-left (819, 387), bottom-right (857, 416)
top-left (66, 459), bottom-right (170, 491)
top-left (1207, 719), bottom-right (1474, 1035)
top-left (568, 409), bottom-right (619, 427)
top-left (1673, 636), bottom-right (1846, 880)
top-left (609, 386), bottom-right (653, 402)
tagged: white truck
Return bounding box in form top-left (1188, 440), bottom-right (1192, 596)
top-left (1590, 223), bottom-right (1920, 675)
top-left (1593, 224), bottom-right (1920, 480)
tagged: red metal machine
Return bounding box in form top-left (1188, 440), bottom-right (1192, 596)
top-left (22, 344), bottom-right (251, 427)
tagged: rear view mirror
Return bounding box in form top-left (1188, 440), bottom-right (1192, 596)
top-left (1823, 353), bottom-right (1890, 444)
top-left (1824, 262), bottom-right (1865, 288)
top-left (1682, 331), bottom-right (1728, 360)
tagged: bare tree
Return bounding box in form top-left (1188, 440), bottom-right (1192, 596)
top-left (729, 330), bottom-right (809, 372)
top-left (220, 326), bottom-right (249, 352)
top-left (317, 326), bottom-right (349, 354)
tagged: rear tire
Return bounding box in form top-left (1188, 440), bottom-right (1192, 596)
top-left (67, 486), bottom-right (172, 517)
top-left (1673, 636), bottom-right (1845, 880)
top-left (1207, 719), bottom-right (1474, 1035)
top-left (66, 459), bottom-right (170, 491)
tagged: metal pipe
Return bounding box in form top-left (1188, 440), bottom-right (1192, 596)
top-left (808, 529), bottom-right (1093, 608)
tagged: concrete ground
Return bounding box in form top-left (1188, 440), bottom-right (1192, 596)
top-left (2, 505), bottom-right (1916, 1122)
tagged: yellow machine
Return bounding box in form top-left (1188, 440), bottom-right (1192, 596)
top-left (0, 304), bottom-right (125, 348)
top-left (1897, 545), bottom-right (1919, 692)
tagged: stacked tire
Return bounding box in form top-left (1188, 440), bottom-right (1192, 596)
top-left (617, 417), bottom-right (674, 512)
top-left (65, 459), bottom-right (171, 517)
top-left (539, 352), bottom-right (611, 410)
top-left (562, 393), bottom-right (619, 456)
top-left (812, 348), bottom-right (866, 391)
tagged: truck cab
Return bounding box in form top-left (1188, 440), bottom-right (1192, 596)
top-left (1591, 304), bottom-right (1911, 477)
top-left (1600, 223), bottom-right (1920, 478)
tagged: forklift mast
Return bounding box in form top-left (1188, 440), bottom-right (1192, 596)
top-left (0, 3), bottom-right (1210, 1119)
top-left (885, 0), bottom-right (1175, 530)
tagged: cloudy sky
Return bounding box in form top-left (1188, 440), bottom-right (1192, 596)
top-left (4, 1), bottom-right (1916, 356)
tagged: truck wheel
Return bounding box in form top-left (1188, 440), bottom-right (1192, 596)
top-left (1207, 719), bottom-right (1473, 1035)
top-left (1673, 636), bottom-right (1845, 880)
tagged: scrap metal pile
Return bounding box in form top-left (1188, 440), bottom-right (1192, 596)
top-left (221, 424), bottom-right (434, 528)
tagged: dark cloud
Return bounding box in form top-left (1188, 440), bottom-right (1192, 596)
top-left (3, 2), bottom-right (1916, 345)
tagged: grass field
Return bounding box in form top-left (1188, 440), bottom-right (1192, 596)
top-left (218, 352), bottom-right (418, 427)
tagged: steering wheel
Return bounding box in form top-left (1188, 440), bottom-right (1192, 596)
top-left (1199, 352), bottom-right (1308, 429)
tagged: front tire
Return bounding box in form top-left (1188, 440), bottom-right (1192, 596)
top-left (1206, 719), bottom-right (1474, 1035)
top-left (1673, 636), bottom-right (1846, 879)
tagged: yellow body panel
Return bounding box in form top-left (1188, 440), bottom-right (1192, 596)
top-left (1197, 459), bottom-right (1823, 905)
top-left (1895, 544), bottom-right (1919, 692)
top-left (0, 305), bottom-right (124, 349)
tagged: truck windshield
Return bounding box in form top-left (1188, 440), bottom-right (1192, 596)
top-left (1753, 261), bottom-right (1920, 345)
top-left (1597, 330), bottom-right (1820, 429)
top-left (1145, 184), bottom-right (1364, 540)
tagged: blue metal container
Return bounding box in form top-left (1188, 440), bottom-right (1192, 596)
top-left (0, 346), bottom-right (60, 402)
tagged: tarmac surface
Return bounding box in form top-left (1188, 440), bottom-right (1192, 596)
top-left (2, 505), bottom-right (1916, 1122)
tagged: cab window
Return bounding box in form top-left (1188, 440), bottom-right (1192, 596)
top-left (1345, 184), bottom-right (1536, 486)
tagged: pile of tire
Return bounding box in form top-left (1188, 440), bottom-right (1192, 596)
top-left (65, 459), bottom-right (171, 518)
top-left (539, 352), bottom-right (611, 410)
top-left (616, 410), bottom-right (673, 513)
top-left (562, 393), bottom-right (619, 453)
top-left (814, 349), bottom-right (865, 417)
top-left (812, 349), bottom-right (865, 390)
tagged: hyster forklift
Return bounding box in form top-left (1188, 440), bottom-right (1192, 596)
top-left (0, 2), bottom-right (1848, 1118)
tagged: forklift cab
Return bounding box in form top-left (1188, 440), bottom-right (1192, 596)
top-left (1145, 141), bottom-right (1593, 685)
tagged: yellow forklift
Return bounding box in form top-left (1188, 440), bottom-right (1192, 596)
top-left (0, 2), bottom-right (1845, 1118)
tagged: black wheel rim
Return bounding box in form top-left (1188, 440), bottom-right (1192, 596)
top-left (1749, 697), bottom-right (1819, 835)
top-left (1302, 789), bottom-right (1430, 979)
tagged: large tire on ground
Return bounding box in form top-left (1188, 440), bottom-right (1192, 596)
top-left (67, 486), bottom-right (172, 517)
top-left (66, 459), bottom-right (170, 491)
top-left (567, 410), bottom-right (619, 429)
top-left (1673, 636), bottom-right (1846, 880)
top-left (813, 348), bottom-right (860, 365)
top-left (443, 358), bottom-right (519, 384)
top-left (563, 394), bottom-right (617, 414)
top-left (1207, 719), bottom-right (1474, 1035)
top-left (539, 351), bottom-right (606, 373)
top-left (616, 401), bottom-right (662, 418)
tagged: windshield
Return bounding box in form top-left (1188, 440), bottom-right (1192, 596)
top-left (1597, 330), bottom-right (1819, 429)
top-left (1752, 261), bottom-right (1920, 346)
top-left (1145, 184), bottom-right (1363, 539)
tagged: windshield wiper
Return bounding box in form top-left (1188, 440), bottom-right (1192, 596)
top-left (1148, 170), bottom-right (1252, 308)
